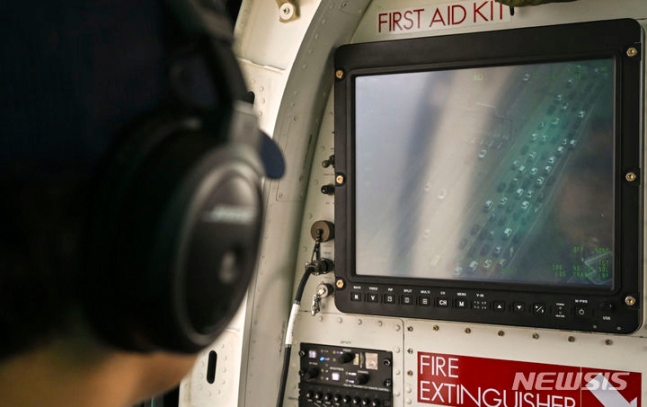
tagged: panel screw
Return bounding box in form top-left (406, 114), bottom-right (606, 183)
top-left (335, 69), bottom-right (344, 79)
top-left (497, 330), bottom-right (505, 337)
top-left (568, 336), bottom-right (576, 342)
top-left (407, 348), bottom-right (413, 354)
top-left (625, 171), bottom-right (637, 182)
top-left (335, 174), bottom-right (345, 185)
top-left (625, 295), bottom-right (637, 306)
top-left (336, 279), bottom-right (345, 289)
top-left (627, 47), bottom-right (638, 57)
top-left (433, 325), bottom-right (440, 331)
top-left (407, 326), bottom-right (414, 332)
top-left (605, 339), bottom-right (613, 346)
top-left (465, 328), bottom-right (471, 334)
top-left (279, 3), bottom-right (295, 20)
top-left (407, 370), bottom-right (413, 376)
top-left (532, 333), bottom-right (540, 340)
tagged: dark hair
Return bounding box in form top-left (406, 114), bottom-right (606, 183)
top-left (0, 0), bottom-right (171, 360)
top-left (0, 175), bottom-right (88, 361)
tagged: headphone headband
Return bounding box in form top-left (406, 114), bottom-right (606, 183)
top-left (163, 0), bottom-right (234, 42)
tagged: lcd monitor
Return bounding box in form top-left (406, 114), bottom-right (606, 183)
top-left (333, 19), bottom-right (643, 333)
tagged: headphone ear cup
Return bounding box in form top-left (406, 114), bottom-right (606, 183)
top-left (84, 113), bottom-right (265, 353)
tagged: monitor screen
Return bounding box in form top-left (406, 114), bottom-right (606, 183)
top-left (354, 59), bottom-right (615, 288)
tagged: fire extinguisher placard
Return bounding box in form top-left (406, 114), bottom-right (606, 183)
top-left (418, 352), bottom-right (641, 407)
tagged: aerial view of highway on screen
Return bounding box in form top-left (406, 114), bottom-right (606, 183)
top-left (354, 59), bottom-right (614, 288)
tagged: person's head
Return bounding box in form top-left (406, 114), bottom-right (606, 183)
top-left (0, 0), bottom-right (283, 403)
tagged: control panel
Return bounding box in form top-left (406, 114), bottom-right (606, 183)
top-left (335, 284), bottom-right (640, 334)
top-left (298, 343), bottom-right (393, 407)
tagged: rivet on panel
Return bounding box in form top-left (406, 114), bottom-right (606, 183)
top-left (532, 333), bottom-right (540, 339)
top-left (395, 325), bottom-right (401, 331)
top-left (407, 326), bottom-right (414, 332)
top-left (627, 47), bottom-right (638, 57)
top-left (407, 348), bottom-right (413, 354)
top-left (498, 330), bottom-right (505, 337)
top-left (357, 319), bottom-right (363, 325)
top-left (465, 328), bottom-right (471, 334)
top-left (407, 370), bottom-right (413, 376)
top-left (433, 325), bottom-right (440, 331)
top-left (605, 339), bottom-right (613, 346)
top-left (406, 386), bottom-right (412, 394)
top-left (377, 320), bottom-right (383, 327)
top-left (394, 347), bottom-right (401, 353)
top-left (568, 336), bottom-right (576, 342)
top-left (337, 317), bottom-right (343, 324)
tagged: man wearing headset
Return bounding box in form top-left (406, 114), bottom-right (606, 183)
top-left (0, 1), bottom-right (284, 406)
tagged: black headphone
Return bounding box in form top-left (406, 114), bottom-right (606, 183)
top-left (82, 0), bottom-right (284, 353)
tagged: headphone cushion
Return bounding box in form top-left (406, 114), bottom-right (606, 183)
top-left (84, 118), bottom-right (265, 352)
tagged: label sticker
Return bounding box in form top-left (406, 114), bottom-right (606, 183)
top-left (376, 0), bottom-right (510, 35)
top-left (418, 352), bottom-right (641, 406)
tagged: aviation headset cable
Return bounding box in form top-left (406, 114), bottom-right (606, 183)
top-left (276, 228), bottom-right (334, 407)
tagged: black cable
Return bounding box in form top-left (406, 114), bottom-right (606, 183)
top-left (275, 264), bottom-right (316, 407)
top-left (275, 346), bottom-right (293, 407)
top-left (276, 227), bottom-right (335, 407)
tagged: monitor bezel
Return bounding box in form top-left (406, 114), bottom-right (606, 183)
top-left (334, 19), bottom-right (642, 301)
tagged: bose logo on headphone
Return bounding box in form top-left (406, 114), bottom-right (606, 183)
top-left (202, 205), bottom-right (256, 225)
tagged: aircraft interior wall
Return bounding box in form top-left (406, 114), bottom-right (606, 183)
top-left (179, 1), bottom-right (647, 406)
